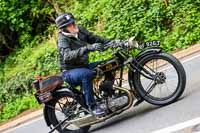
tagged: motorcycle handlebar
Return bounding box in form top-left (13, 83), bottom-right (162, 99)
top-left (102, 37), bottom-right (139, 50)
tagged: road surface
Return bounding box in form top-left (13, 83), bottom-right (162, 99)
top-left (4, 52), bottom-right (200, 133)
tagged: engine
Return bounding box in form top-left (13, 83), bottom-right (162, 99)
top-left (97, 71), bottom-right (130, 113)
top-left (99, 89), bottom-right (129, 113)
top-left (94, 58), bottom-right (131, 113)
top-left (108, 95), bottom-right (129, 112)
top-left (99, 71), bottom-right (115, 96)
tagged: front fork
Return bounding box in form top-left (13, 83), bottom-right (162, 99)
top-left (127, 57), bottom-right (156, 80)
top-left (126, 48), bottom-right (162, 105)
top-left (126, 60), bottom-right (154, 106)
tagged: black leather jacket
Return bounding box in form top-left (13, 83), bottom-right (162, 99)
top-left (57, 25), bottom-right (111, 71)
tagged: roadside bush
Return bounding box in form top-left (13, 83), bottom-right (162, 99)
top-left (69, 0), bottom-right (200, 51)
top-left (0, 93), bottom-right (40, 122)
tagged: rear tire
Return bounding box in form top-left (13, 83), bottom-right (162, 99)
top-left (45, 93), bottom-right (90, 133)
top-left (130, 52), bottom-right (186, 106)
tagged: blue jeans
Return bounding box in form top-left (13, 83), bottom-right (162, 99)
top-left (62, 61), bottom-right (102, 107)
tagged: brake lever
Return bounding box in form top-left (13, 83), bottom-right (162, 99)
top-left (104, 42), bottom-right (113, 49)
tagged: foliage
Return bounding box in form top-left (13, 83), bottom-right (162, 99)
top-left (0, 38), bottom-right (59, 122)
top-left (0, 39), bottom-right (59, 104)
top-left (0, 0), bottom-right (56, 58)
top-left (0, 93), bottom-right (40, 122)
top-left (68, 0), bottom-right (200, 51)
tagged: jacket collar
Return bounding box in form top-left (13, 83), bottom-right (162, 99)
top-left (61, 31), bottom-right (78, 39)
top-left (61, 27), bottom-right (79, 39)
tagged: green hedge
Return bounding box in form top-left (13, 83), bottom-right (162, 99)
top-left (0, 41), bottom-right (59, 102)
top-left (0, 41), bottom-right (59, 122)
top-left (69, 0), bottom-right (200, 51)
top-left (0, 94), bottom-right (40, 122)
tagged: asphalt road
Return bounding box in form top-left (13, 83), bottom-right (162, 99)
top-left (4, 52), bottom-right (200, 133)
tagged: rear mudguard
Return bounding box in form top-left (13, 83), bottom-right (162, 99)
top-left (128, 48), bottom-right (162, 104)
top-left (43, 87), bottom-right (74, 127)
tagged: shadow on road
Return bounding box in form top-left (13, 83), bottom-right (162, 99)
top-left (90, 95), bottom-right (188, 133)
top-left (90, 103), bottom-right (159, 132)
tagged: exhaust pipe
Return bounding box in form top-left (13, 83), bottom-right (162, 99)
top-left (71, 114), bottom-right (102, 127)
top-left (64, 86), bottom-right (135, 128)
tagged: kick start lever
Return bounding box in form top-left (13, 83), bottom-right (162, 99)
top-left (49, 117), bottom-right (70, 133)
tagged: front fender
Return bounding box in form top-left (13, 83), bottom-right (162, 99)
top-left (135, 47), bottom-right (162, 61)
top-left (43, 87), bottom-right (74, 127)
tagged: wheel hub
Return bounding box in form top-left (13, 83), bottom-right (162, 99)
top-left (155, 72), bottom-right (166, 84)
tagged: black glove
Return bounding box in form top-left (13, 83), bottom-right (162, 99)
top-left (79, 43), bottom-right (103, 57)
top-left (86, 43), bottom-right (103, 51)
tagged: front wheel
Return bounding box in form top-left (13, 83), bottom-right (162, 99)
top-left (130, 52), bottom-right (186, 106)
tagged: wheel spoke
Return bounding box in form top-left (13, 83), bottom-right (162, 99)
top-left (144, 61), bottom-right (157, 74)
top-left (58, 102), bottom-right (64, 111)
top-left (145, 80), bottom-right (154, 91)
top-left (47, 104), bottom-right (63, 112)
top-left (164, 82), bottom-right (174, 93)
top-left (145, 82), bottom-right (157, 96)
top-left (158, 84), bottom-right (162, 98)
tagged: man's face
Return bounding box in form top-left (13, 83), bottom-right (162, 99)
top-left (66, 23), bottom-right (78, 33)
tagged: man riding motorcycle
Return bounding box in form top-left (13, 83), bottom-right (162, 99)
top-left (55, 12), bottom-right (127, 116)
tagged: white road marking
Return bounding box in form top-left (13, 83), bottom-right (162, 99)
top-left (151, 117), bottom-right (200, 133)
top-left (181, 52), bottom-right (200, 64)
top-left (3, 117), bottom-right (43, 133)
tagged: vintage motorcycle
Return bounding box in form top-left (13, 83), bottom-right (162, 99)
top-left (33, 38), bottom-right (186, 133)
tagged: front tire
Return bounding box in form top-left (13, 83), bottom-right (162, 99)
top-left (130, 52), bottom-right (186, 106)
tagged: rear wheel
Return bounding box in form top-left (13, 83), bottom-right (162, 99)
top-left (46, 93), bottom-right (90, 133)
top-left (131, 52), bottom-right (186, 106)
